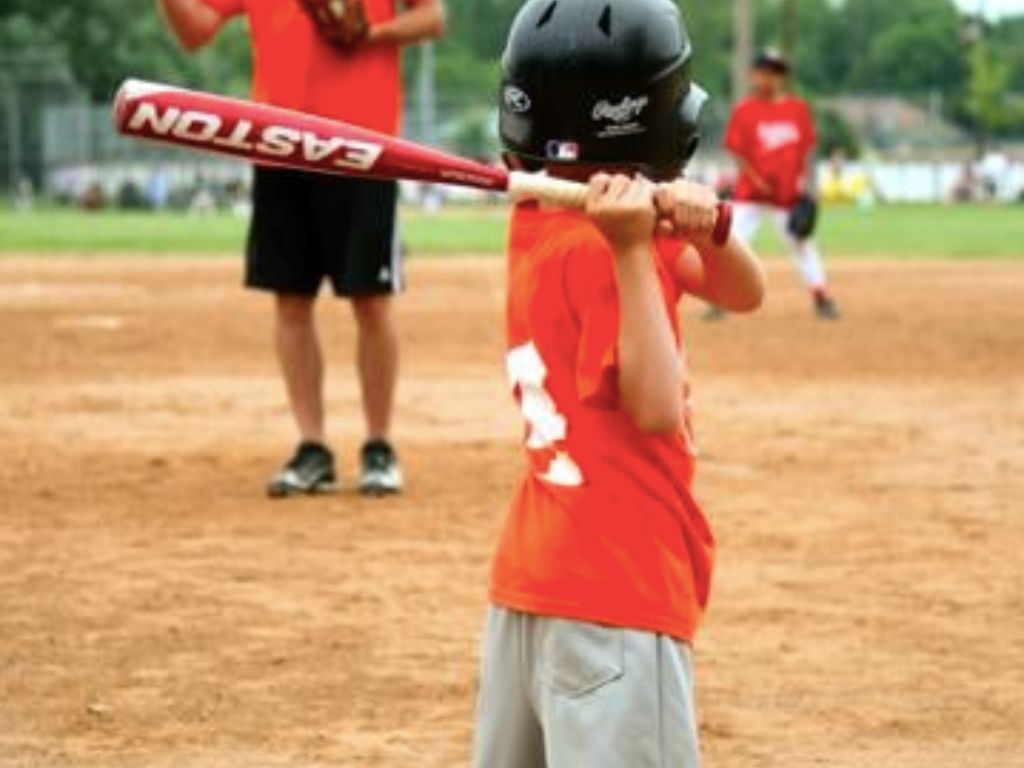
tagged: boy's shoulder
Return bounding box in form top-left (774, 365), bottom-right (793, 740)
top-left (509, 203), bottom-right (690, 305)
top-left (509, 204), bottom-right (610, 262)
top-left (508, 204), bottom-right (617, 316)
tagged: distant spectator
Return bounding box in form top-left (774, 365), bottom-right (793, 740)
top-left (950, 161), bottom-right (979, 204)
top-left (81, 182), bottom-right (106, 211)
top-left (145, 167), bottom-right (171, 210)
top-left (189, 187), bottom-right (216, 216)
top-left (979, 151), bottom-right (1010, 201)
top-left (821, 149), bottom-right (875, 208)
top-left (118, 180), bottom-right (148, 210)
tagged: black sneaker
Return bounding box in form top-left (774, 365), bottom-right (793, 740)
top-left (266, 442), bottom-right (338, 498)
top-left (815, 295), bottom-right (841, 321)
top-left (359, 439), bottom-right (403, 496)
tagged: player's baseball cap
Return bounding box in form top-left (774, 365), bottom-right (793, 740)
top-left (753, 48), bottom-right (791, 74)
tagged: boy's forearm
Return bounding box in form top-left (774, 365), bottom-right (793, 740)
top-left (156, 0), bottom-right (222, 50)
top-left (615, 247), bottom-right (684, 433)
top-left (370, 0), bottom-right (446, 44)
top-left (694, 235), bottom-right (765, 313)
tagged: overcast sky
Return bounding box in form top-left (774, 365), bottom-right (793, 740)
top-left (953, 0), bottom-right (1024, 18)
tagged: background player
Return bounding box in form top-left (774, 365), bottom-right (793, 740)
top-left (720, 48), bottom-right (840, 321)
top-left (472, 1), bottom-right (765, 765)
top-left (156, 0), bottom-right (446, 497)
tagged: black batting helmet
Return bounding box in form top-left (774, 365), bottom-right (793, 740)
top-left (499, 0), bottom-right (707, 181)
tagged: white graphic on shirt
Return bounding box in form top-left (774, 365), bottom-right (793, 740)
top-left (506, 341), bottom-right (584, 488)
top-left (756, 120), bottom-right (802, 152)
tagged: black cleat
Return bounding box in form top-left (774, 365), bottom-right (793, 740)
top-left (359, 439), bottom-right (403, 496)
top-left (267, 441), bottom-right (338, 498)
top-left (815, 295), bottom-right (841, 321)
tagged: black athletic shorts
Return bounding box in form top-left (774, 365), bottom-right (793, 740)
top-left (245, 167), bottom-right (402, 297)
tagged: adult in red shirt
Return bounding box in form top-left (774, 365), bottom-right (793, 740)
top-left (723, 48), bottom-right (840, 320)
top-left (157, 0), bottom-right (445, 496)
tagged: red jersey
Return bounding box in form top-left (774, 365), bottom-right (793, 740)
top-left (725, 95), bottom-right (816, 207)
top-left (490, 204), bottom-right (715, 642)
top-left (202, 0), bottom-right (428, 133)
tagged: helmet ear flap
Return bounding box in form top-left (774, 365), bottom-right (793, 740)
top-left (680, 83), bottom-right (708, 126)
top-left (674, 82), bottom-right (707, 173)
top-left (682, 135), bottom-right (700, 164)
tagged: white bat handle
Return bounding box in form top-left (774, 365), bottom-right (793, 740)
top-left (507, 171), bottom-right (589, 210)
top-left (506, 170), bottom-right (734, 245)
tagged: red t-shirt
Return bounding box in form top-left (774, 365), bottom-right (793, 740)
top-left (202, 0), bottom-right (427, 133)
top-left (725, 95), bottom-right (816, 207)
top-left (490, 204), bottom-right (715, 642)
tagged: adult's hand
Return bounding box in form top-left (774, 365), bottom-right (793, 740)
top-left (156, 0), bottom-right (228, 50)
top-left (297, 0), bottom-right (371, 50)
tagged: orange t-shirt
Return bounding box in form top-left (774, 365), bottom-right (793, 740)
top-left (491, 204), bottom-right (715, 642)
top-left (202, 0), bottom-right (425, 133)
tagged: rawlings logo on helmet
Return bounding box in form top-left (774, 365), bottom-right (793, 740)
top-left (592, 96), bottom-right (650, 124)
top-left (504, 86), bottom-right (532, 115)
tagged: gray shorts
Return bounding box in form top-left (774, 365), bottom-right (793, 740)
top-left (471, 606), bottom-right (701, 768)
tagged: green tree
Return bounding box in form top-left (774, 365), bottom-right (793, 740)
top-left (854, 23), bottom-right (967, 94)
top-left (679, 1), bottom-right (733, 103)
top-left (963, 38), bottom-right (1014, 154)
top-left (1, 0), bottom-right (250, 99)
top-left (989, 16), bottom-right (1024, 105)
top-left (816, 107), bottom-right (861, 158)
top-left (2, 0), bottom-right (1023, 156)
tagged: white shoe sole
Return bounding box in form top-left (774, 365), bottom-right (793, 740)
top-left (358, 467), bottom-right (403, 496)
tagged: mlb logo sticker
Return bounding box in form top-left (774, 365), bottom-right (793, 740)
top-left (545, 141), bottom-right (579, 161)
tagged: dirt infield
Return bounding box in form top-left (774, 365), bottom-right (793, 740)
top-left (1, 255), bottom-right (1022, 767)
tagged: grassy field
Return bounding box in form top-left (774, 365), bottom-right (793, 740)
top-left (0, 203), bottom-right (1021, 259)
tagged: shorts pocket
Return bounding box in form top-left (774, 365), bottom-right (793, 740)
top-left (539, 618), bottom-right (625, 698)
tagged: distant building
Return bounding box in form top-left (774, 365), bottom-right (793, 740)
top-left (822, 96), bottom-right (969, 151)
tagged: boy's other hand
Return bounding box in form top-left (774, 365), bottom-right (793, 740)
top-left (586, 174), bottom-right (657, 254)
top-left (654, 180), bottom-right (719, 240)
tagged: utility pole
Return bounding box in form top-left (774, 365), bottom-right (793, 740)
top-left (732, 0), bottom-right (754, 104)
top-left (1, 73), bottom-right (21, 191)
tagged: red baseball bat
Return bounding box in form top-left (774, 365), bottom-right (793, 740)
top-left (113, 79), bottom-right (731, 243)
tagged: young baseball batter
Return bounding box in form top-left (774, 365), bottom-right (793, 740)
top-left (472, 1), bottom-right (765, 766)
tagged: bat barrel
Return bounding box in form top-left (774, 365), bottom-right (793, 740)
top-left (112, 79), bottom-right (510, 191)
